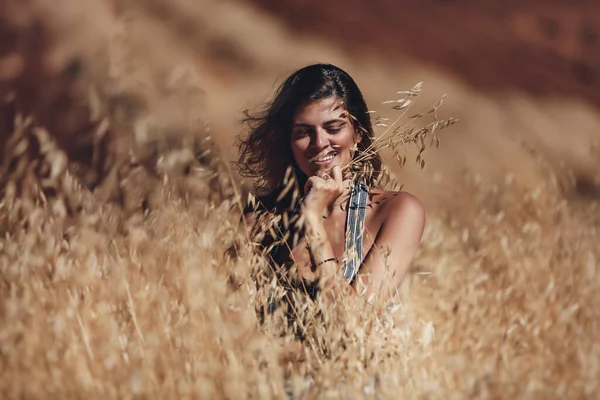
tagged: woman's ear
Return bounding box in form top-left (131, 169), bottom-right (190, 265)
top-left (354, 129), bottom-right (363, 144)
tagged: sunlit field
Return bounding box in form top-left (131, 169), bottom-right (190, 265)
top-left (1, 1), bottom-right (599, 398)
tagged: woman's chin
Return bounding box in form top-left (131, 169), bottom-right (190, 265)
top-left (313, 165), bottom-right (337, 176)
top-left (311, 166), bottom-right (346, 179)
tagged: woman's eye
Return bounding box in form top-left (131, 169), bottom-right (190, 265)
top-left (292, 129), bottom-right (311, 138)
top-left (327, 125), bottom-right (344, 134)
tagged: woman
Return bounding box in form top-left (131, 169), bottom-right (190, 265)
top-left (238, 63), bottom-right (425, 311)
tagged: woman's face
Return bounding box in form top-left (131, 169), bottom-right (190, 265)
top-left (290, 96), bottom-right (361, 178)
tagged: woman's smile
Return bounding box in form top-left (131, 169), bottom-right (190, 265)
top-left (309, 150), bottom-right (338, 166)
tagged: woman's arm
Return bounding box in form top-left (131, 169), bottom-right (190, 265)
top-left (305, 191), bottom-right (425, 308)
top-left (302, 166), bottom-right (355, 298)
top-left (353, 192), bottom-right (425, 307)
top-left (302, 165), bottom-right (425, 308)
top-left (303, 209), bottom-right (356, 297)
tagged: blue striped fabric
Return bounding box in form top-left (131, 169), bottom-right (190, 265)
top-left (342, 180), bottom-right (369, 282)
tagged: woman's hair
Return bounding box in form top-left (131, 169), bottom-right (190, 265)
top-left (236, 63), bottom-right (382, 196)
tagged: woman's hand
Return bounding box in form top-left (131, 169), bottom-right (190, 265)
top-left (300, 164), bottom-right (352, 297)
top-left (302, 165), bottom-right (344, 217)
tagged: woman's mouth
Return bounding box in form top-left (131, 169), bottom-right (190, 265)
top-left (310, 152), bottom-right (337, 166)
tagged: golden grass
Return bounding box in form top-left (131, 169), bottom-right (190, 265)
top-left (1, 1), bottom-right (599, 399)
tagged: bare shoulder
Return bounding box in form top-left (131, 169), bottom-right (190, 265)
top-left (369, 188), bottom-right (425, 225)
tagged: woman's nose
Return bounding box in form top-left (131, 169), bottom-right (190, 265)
top-left (313, 128), bottom-right (329, 149)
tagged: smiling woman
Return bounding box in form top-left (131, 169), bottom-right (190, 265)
top-left (237, 63), bottom-right (425, 314)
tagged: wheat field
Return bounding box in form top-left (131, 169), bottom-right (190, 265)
top-left (1, 1), bottom-right (599, 399)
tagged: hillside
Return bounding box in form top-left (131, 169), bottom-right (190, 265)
top-left (1, 0), bottom-right (599, 398)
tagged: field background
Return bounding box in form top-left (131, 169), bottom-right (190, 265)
top-left (1, 0), bottom-right (599, 398)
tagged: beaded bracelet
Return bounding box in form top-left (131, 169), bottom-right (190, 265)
top-left (314, 257), bottom-right (339, 268)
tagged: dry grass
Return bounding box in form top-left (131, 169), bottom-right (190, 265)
top-left (348, 82), bottom-right (457, 189)
top-left (1, 1), bottom-right (599, 399)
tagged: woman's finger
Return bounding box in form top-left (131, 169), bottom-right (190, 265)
top-left (317, 170), bottom-right (330, 181)
top-left (331, 165), bottom-right (342, 184)
top-left (304, 176), bottom-right (315, 194)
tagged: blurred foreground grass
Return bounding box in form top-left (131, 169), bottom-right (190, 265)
top-left (1, 1), bottom-right (599, 398)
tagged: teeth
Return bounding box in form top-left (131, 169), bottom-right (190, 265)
top-left (316, 154), bottom-right (335, 162)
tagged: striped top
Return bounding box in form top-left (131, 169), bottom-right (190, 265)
top-left (342, 180), bottom-right (369, 282)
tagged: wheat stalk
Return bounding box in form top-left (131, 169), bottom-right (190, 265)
top-left (345, 82), bottom-right (458, 182)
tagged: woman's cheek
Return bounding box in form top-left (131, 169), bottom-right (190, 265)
top-left (291, 147), bottom-right (310, 174)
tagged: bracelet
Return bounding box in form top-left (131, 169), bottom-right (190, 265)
top-left (314, 257), bottom-right (339, 268)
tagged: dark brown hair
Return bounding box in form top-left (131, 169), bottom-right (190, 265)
top-left (237, 63), bottom-right (382, 197)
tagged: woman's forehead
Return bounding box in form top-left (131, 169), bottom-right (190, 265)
top-left (293, 97), bottom-right (347, 123)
